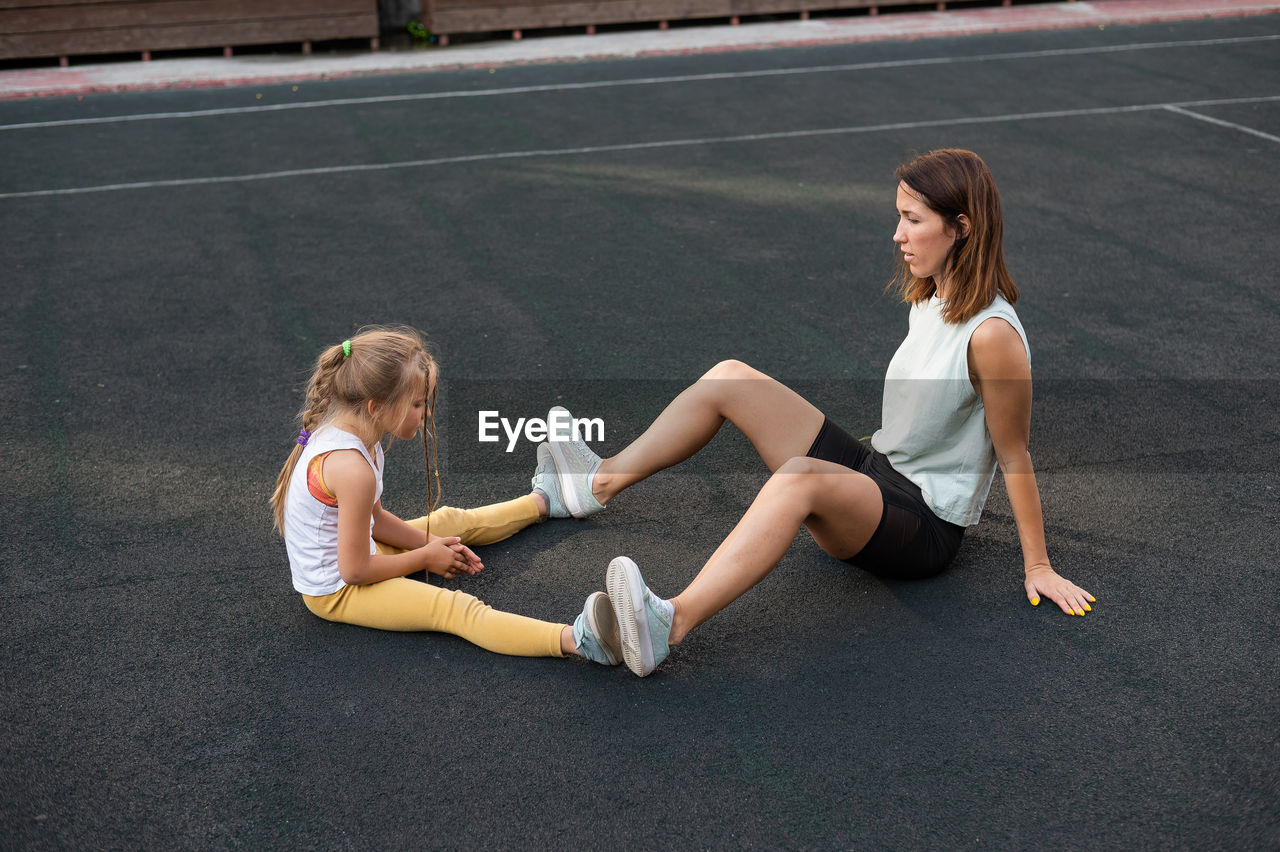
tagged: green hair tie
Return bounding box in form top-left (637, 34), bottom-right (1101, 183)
top-left (342, 340), bottom-right (351, 358)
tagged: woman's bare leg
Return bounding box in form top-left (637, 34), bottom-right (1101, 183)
top-left (667, 456), bottom-right (883, 644)
top-left (592, 360), bottom-right (827, 504)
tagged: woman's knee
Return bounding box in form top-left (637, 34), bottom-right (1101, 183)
top-left (701, 358), bottom-right (768, 383)
top-left (775, 455), bottom-right (825, 477)
top-left (767, 457), bottom-right (877, 508)
top-left (761, 456), bottom-right (828, 502)
top-left (698, 360), bottom-right (777, 415)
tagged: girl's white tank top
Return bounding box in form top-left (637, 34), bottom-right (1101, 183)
top-left (282, 425), bottom-right (383, 595)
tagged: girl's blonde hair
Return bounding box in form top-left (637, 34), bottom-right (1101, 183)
top-left (891, 148), bottom-right (1019, 324)
top-left (270, 325), bottom-right (440, 534)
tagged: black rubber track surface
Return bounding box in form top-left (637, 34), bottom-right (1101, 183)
top-left (2, 15), bottom-right (1277, 850)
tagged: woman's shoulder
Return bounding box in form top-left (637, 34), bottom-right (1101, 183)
top-left (969, 313), bottom-right (1024, 348)
top-left (969, 295), bottom-right (1025, 337)
top-left (968, 305), bottom-right (1029, 368)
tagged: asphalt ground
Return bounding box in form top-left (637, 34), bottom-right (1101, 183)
top-left (2, 12), bottom-right (1278, 850)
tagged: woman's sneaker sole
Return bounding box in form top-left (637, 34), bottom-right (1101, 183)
top-left (607, 556), bottom-right (666, 677)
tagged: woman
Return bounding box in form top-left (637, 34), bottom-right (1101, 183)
top-left (534, 149), bottom-right (1095, 677)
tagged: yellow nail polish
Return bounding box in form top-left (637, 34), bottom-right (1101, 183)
top-left (1075, 609), bottom-right (1084, 616)
top-left (1031, 597), bottom-right (1040, 606)
top-left (1084, 604), bottom-right (1092, 612)
top-left (1088, 596), bottom-right (1096, 602)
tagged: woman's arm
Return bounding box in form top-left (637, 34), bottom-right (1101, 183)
top-left (970, 319), bottom-right (1096, 616)
top-left (324, 450), bottom-right (478, 584)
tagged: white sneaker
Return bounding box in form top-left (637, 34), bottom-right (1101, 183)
top-left (544, 406), bottom-right (605, 519)
top-left (572, 591), bottom-right (622, 666)
top-left (530, 443), bottom-right (570, 519)
top-left (606, 556), bottom-right (673, 677)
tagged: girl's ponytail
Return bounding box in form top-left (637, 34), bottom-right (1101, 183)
top-left (270, 341), bottom-right (350, 534)
top-left (270, 443), bottom-right (305, 535)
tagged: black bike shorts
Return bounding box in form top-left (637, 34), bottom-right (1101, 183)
top-left (806, 417), bottom-right (965, 580)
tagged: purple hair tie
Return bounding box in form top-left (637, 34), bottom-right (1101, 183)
top-left (297, 429), bottom-right (311, 447)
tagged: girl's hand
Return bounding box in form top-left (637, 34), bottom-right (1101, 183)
top-left (448, 540), bottom-right (484, 575)
top-left (1025, 566), bottom-right (1095, 616)
top-left (421, 537), bottom-right (484, 579)
top-left (427, 533), bottom-right (485, 575)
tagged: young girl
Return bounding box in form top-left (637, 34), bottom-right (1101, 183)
top-left (270, 326), bottom-right (620, 666)
top-left (540, 149), bottom-right (1097, 677)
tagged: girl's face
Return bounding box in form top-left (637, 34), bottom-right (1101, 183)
top-left (893, 182), bottom-right (960, 285)
top-left (388, 375), bottom-right (430, 441)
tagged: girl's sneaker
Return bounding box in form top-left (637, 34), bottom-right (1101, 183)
top-left (606, 556), bottom-right (673, 677)
top-left (544, 406), bottom-right (605, 519)
top-left (573, 591), bottom-right (622, 666)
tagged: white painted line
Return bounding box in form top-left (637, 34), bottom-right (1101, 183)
top-left (2, 94), bottom-right (1276, 200)
top-left (1, 34), bottom-right (1277, 133)
top-left (1162, 104), bottom-right (1280, 144)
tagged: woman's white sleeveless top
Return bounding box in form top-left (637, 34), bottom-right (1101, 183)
top-left (871, 295), bottom-right (1029, 527)
top-left (283, 425), bottom-right (383, 595)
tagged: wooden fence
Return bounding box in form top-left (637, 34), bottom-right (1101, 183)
top-left (423, 0), bottom-right (998, 45)
top-left (1, 0), bottom-right (1013, 64)
top-left (0, 0), bottom-right (380, 64)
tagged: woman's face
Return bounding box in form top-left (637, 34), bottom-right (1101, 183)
top-left (893, 182), bottom-right (960, 284)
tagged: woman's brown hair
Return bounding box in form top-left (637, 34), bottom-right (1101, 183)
top-left (891, 149), bottom-right (1018, 324)
top-left (270, 326), bottom-right (441, 535)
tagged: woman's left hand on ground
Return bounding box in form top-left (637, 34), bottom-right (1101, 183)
top-left (1024, 566), bottom-right (1095, 616)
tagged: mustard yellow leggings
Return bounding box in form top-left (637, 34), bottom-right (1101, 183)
top-left (302, 496), bottom-right (566, 657)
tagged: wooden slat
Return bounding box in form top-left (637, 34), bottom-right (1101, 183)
top-left (0, 0), bottom-right (125, 9)
top-left (431, 0), bottom-right (732, 8)
top-left (428, 2), bottom-right (709, 31)
top-left (0, 14), bottom-right (378, 60)
top-left (2, 0), bottom-right (374, 34)
top-left (427, 0), bottom-right (857, 12)
top-left (425, 0), bottom-right (922, 34)
top-left (0, 0), bottom-right (368, 9)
